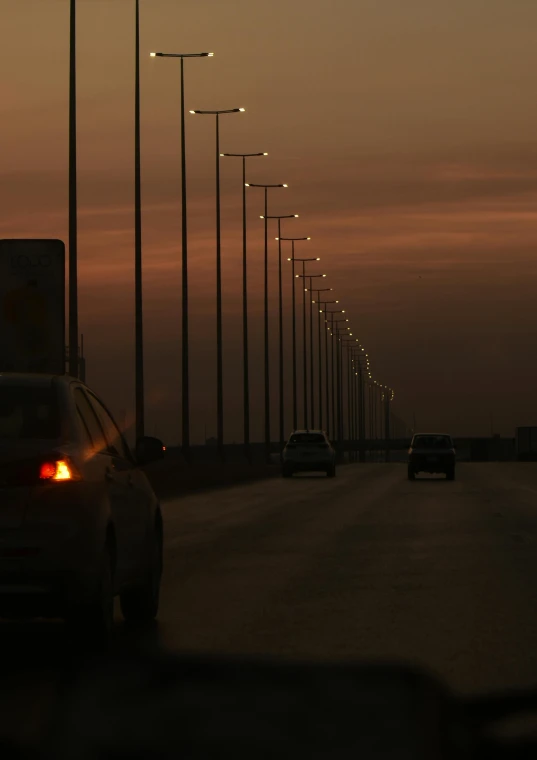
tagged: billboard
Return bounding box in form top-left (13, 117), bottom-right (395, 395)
top-left (0, 239), bottom-right (66, 374)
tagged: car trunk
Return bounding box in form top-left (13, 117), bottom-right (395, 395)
top-left (0, 440), bottom-right (60, 529)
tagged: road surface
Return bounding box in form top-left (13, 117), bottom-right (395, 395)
top-left (3, 462), bottom-right (537, 746)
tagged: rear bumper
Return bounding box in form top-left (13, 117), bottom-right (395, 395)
top-left (0, 524), bottom-right (104, 618)
top-left (283, 459), bottom-right (333, 471)
top-left (409, 456), bottom-right (455, 473)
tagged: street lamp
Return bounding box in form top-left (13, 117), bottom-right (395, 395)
top-left (134, 0), bottom-right (145, 438)
top-left (308, 288), bottom-right (332, 431)
top-left (294, 259), bottom-right (322, 429)
top-left (247, 183), bottom-right (288, 462)
top-left (190, 106), bottom-right (245, 462)
top-left (324, 312), bottom-right (347, 443)
top-left (316, 297), bottom-right (338, 436)
top-left (220, 152), bottom-right (268, 462)
top-left (68, 0), bottom-right (78, 379)
top-left (278, 236), bottom-right (310, 430)
top-left (261, 214), bottom-right (299, 447)
top-left (150, 50), bottom-right (213, 458)
top-left (351, 349), bottom-right (368, 461)
top-left (341, 337), bottom-right (360, 461)
top-left (297, 273), bottom-right (327, 428)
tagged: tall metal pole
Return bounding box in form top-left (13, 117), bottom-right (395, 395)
top-left (324, 312), bottom-right (330, 436)
top-left (215, 114), bottom-right (224, 461)
top-left (180, 57), bottom-right (190, 457)
top-left (134, 0), bottom-right (144, 441)
top-left (369, 383), bottom-right (373, 450)
top-left (336, 329), bottom-right (342, 448)
top-left (330, 316), bottom-right (335, 439)
top-left (68, 0), bottom-right (78, 378)
top-left (352, 362), bottom-right (360, 462)
top-left (278, 220), bottom-right (284, 447)
top-left (360, 363), bottom-right (364, 457)
top-left (242, 157), bottom-right (250, 462)
top-left (347, 350), bottom-right (352, 460)
top-left (317, 297), bottom-right (322, 429)
top-left (308, 277), bottom-right (314, 427)
top-left (291, 241), bottom-right (297, 430)
top-left (264, 188), bottom-right (271, 462)
top-left (384, 393), bottom-right (391, 463)
top-left (311, 289), bottom-right (331, 431)
top-left (302, 261), bottom-right (308, 428)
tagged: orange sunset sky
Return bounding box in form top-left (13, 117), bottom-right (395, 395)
top-left (2, 0), bottom-right (537, 443)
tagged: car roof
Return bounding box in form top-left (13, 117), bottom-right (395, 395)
top-left (290, 429), bottom-right (327, 435)
top-left (0, 373), bottom-right (76, 388)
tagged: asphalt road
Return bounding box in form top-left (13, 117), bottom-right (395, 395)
top-left (4, 462), bottom-right (537, 746)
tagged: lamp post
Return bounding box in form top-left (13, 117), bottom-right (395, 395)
top-left (341, 338), bottom-right (357, 459)
top-left (297, 274), bottom-right (327, 429)
top-left (316, 298), bottom-right (338, 436)
top-left (326, 315), bottom-right (349, 449)
top-left (68, 0), bottom-right (78, 378)
top-left (295, 259), bottom-right (323, 429)
top-left (346, 344), bottom-right (367, 462)
top-left (323, 310), bottom-right (346, 440)
top-left (150, 50), bottom-right (213, 458)
top-left (280, 237), bottom-right (311, 430)
top-left (335, 322), bottom-right (352, 447)
top-left (342, 338), bottom-right (362, 461)
top-left (309, 288), bottom-right (332, 432)
top-left (134, 0), bottom-right (144, 439)
top-left (190, 107), bottom-right (245, 462)
top-left (246, 184), bottom-right (287, 462)
top-left (261, 214), bottom-right (299, 447)
top-left (220, 152), bottom-right (268, 462)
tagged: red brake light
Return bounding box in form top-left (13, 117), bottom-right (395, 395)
top-left (39, 460), bottom-right (75, 481)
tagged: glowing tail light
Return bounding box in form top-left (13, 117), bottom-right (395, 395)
top-left (39, 459), bottom-right (75, 481)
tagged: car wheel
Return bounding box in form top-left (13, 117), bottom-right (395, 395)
top-left (327, 464), bottom-right (336, 478)
top-left (282, 465), bottom-right (293, 478)
top-left (66, 541), bottom-right (114, 650)
top-left (120, 523), bottom-right (163, 624)
top-left (407, 466), bottom-right (415, 481)
top-left (446, 468), bottom-right (455, 481)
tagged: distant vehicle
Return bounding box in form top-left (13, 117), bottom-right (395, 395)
top-left (407, 433), bottom-right (456, 480)
top-left (0, 372), bottom-right (165, 642)
top-left (282, 430), bottom-right (336, 478)
top-left (515, 426), bottom-right (537, 461)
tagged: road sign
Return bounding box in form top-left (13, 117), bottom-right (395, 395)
top-left (0, 239), bottom-right (65, 374)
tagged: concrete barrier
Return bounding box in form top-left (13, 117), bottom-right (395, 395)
top-left (142, 449), bottom-right (281, 499)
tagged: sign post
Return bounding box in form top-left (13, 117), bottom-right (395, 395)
top-left (0, 239), bottom-right (66, 375)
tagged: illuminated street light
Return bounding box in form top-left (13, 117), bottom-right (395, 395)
top-left (245, 183), bottom-right (288, 460)
top-left (219, 151), bottom-right (268, 461)
top-left (190, 106), bottom-right (245, 461)
top-left (280, 237), bottom-right (311, 428)
top-left (150, 48), bottom-right (214, 457)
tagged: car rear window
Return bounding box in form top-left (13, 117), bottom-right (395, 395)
top-left (289, 433), bottom-right (326, 444)
top-left (0, 385), bottom-right (61, 440)
top-left (412, 435), bottom-right (452, 449)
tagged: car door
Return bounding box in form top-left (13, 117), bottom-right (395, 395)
top-left (73, 388), bottom-right (134, 587)
top-left (84, 391), bottom-right (149, 585)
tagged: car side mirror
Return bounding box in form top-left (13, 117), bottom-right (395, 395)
top-left (136, 436), bottom-right (165, 466)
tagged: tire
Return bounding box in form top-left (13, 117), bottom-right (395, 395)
top-left (282, 465), bottom-right (293, 478)
top-left (327, 464), bottom-right (336, 478)
top-left (120, 523), bottom-right (163, 625)
top-left (446, 468), bottom-right (455, 481)
top-left (66, 542), bottom-right (115, 650)
top-left (407, 466), bottom-right (415, 481)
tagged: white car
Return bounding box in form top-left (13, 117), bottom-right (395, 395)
top-left (282, 430), bottom-right (336, 478)
top-left (0, 372), bottom-right (164, 643)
